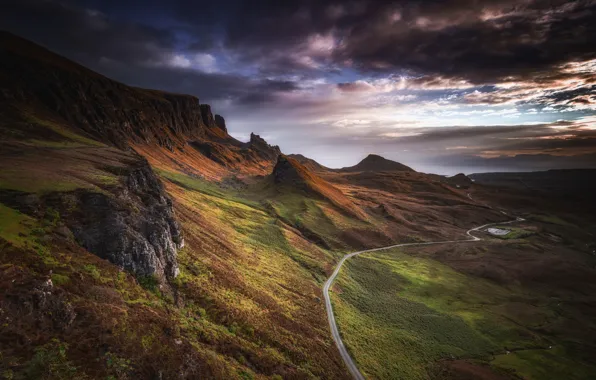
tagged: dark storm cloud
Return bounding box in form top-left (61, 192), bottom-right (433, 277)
top-left (0, 0), bottom-right (177, 66)
top-left (96, 61), bottom-right (299, 105)
top-left (300, 117), bottom-right (596, 173)
top-left (216, 0), bottom-right (596, 83)
top-left (0, 0), bottom-right (298, 106)
top-left (391, 121), bottom-right (596, 154)
top-left (337, 1), bottom-right (596, 83)
top-left (3, 0), bottom-right (594, 99)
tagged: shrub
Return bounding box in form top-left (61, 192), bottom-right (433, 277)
top-left (238, 370), bottom-right (254, 380)
top-left (24, 339), bottom-right (83, 379)
top-left (104, 352), bottom-right (132, 379)
top-left (43, 208), bottom-right (61, 227)
top-left (51, 273), bottom-right (70, 286)
top-left (137, 275), bottom-right (160, 294)
top-left (83, 264), bottom-right (101, 280)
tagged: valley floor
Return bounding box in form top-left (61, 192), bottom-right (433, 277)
top-left (330, 215), bottom-right (596, 379)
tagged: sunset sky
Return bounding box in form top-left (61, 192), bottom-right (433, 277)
top-left (3, 0), bottom-right (595, 174)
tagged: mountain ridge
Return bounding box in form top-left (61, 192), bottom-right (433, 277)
top-left (0, 31), bottom-right (282, 179)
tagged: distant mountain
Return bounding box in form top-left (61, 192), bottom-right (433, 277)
top-left (445, 173), bottom-right (473, 188)
top-left (339, 154), bottom-right (414, 173)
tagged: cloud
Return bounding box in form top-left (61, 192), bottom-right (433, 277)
top-left (0, 0), bottom-right (299, 107)
top-left (2, 0), bottom-right (595, 173)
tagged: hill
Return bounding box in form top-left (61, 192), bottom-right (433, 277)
top-left (272, 155), bottom-right (366, 219)
top-left (339, 154), bottom-right (414, 172)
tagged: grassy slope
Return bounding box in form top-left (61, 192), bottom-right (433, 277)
top-left (331, 246), bottom-right (596, 380)
top-left (0, 155), bottom-right (351, 378)
top-left (3, 103), bottom-right (593, 379)
top-left (0, 105), bottom-right (375, 377)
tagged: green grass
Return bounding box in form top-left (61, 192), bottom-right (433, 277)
top-left (491, 346), bottom-right (596, 380)
top-left (331, 249), bottom-right (555, 379)
top-left (529, 214), bottom-right (575, 227)
top-left (492, 226), bottom-right (535, 240)
top-left (83, 264), bottom-right (101, 280)
top-left (0, 203), bottom-right (36, 248)
top-left (51, 273), bottom-right (70, 286)
top-left (21, 112), bottom-right (105, 148)
top-left (137, 274), bottom-right (160, 295)
top-left (156, 169), bottom-right (262, 209)
top-left (0, 168), bottom-right (89, 193)
top-left (0, 168), bottom-right (119, 195)
top-left (24, 338), bottom-right (86, 379)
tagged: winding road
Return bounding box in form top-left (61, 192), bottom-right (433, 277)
top-left (323, 215), bottom-right (525, 380)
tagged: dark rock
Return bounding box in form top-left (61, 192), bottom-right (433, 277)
top-left (249, 133), bottom-right (281, 160)
top-left (214, 114), bottom-right (227, 133)
top-left (273, 155), bottom-right (303, 185)
top-left (200, 104), bottom-right (216, 128)
top-left (49, 160), bottom-right (183, 281)
top-left (54, 225), bottom-right (73, 240)
top-left (3, 277), bottom-right (77, 331)
top-left (447, 173), bottom-right (473, 188)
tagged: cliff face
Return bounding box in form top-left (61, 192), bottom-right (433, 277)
top-left (214, 114), bottom-right (227, 133)
top-left (0, 157), bottom-right (183, 282)
top-left (0, 32), bottom-right (217, 150)
top-left (248, 133), bottom-right (281, 161)
top-left (63, 162), bottom-right (184, 280)
top-left (273, 155), bottom-right (313, 187)
top-left (0, 32), bottom-right (283, 178)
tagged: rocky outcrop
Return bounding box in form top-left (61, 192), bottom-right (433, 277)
top-left (273, 155), bottom-right (309, 186)
top-left (200, 104), bottom-right (216, 129)
top-left (447, 173), bottom-right (473, 188)
top-left (249, 133), bottom-right (281, 160)
top-left (0, 159), bottom-right (183, 282)
top-left (2, 274), bottom-right (77, 332)
top-left (214, 114), bottom-right (227, 133)
top-left (62, 161), bottom-right (183, 280)
top-left (272, 155), bottom-right (367, 220)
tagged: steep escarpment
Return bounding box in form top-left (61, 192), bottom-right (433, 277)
top-left (0, 32), bottom-right (219, 150)
top-left (188, 132), bottom-right (281, 176)
top-left (0, 32), bottom-right (284, 180)
top-left (247, 133), bottom-right (281, 161)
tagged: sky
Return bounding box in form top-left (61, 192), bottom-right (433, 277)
top-left (2, 0), bottom-right (596, 174)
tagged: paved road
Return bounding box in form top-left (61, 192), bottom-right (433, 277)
top-left (323, 216), bottom-right (525, 380)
